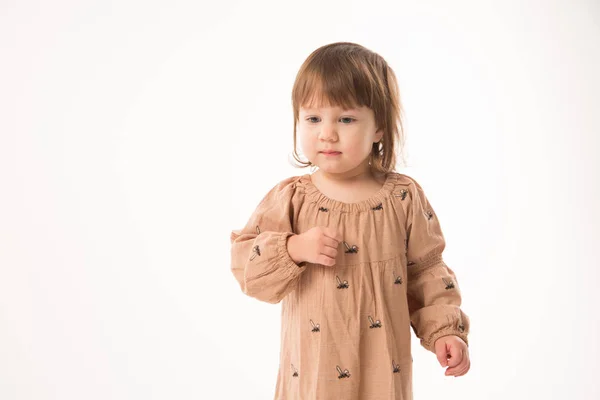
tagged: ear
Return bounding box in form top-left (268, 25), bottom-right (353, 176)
top-left (374, 128), bottom-right (384, 143)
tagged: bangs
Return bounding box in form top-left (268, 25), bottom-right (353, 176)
top-left (297, 75), bottom-right (359, 110)
top-left (293, 58), bottom-right (378, 111)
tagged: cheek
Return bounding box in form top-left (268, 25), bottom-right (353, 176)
top-left (298, 130), bottom-right (315, 154)
top-left (345, 134), bottom-right (371, 153)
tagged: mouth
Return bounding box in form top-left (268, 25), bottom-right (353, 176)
top-left (320, 151), bottom-right (342, 155)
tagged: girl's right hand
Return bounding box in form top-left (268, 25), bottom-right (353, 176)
top-left (287, 226), bottom-right (342, 266)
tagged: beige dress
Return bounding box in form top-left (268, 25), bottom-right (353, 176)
top-left (230, 172), bottom-right (470, 400)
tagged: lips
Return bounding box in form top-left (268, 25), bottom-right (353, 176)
top-left (320, 150), bottom-right (342, 158)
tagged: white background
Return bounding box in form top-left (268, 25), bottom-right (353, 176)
top-left (1, 0), bottom-right (599, 399)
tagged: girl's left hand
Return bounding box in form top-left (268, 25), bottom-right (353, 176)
top-left (434, 335), bottom-right (470, 377)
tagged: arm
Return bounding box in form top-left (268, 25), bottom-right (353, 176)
top-left (230, 177), bottom-right (307, 304)
top-left (404, 178), bottom-right (470, 353)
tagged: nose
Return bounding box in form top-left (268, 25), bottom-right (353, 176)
top-left (317, 122), bottom-right (338, 142)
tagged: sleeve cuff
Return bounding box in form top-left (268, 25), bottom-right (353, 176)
top-left (276, 232), bottom-right (307, 276)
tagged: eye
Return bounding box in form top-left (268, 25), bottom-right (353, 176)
top-left (305, 117), bottom-right (356, 124)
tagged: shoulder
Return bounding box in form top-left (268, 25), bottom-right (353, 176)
top-left (388, 171), bottom-right (422, 190)
top-left (274, 174), bottom-right (304, 189)
top-left (387, 172), bottom-right (432, 205)
top-left (259, 174), bottom-right (305, 203)
top-left (270, 174), bottom-right (304, 193)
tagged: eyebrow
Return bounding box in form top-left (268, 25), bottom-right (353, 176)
top-left (301, 107), bottom-right (360, 112)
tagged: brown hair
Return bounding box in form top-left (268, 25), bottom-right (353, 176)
top-left (289, 42), bottom-right (407, 173)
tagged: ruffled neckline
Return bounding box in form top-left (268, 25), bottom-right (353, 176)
top-left (298, 172), bottom-right (398, 213)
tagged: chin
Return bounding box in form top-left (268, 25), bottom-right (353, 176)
top-left (313, 164), bottom-right (349, 174)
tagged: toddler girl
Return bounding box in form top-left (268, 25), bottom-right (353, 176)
top-left (230, 41), bottom-right (470, 400)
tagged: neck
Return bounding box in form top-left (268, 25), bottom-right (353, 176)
top-left (314, 160), bottom-right (375, 184)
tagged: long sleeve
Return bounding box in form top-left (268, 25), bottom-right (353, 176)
top-left (230, 177), bottom-right (307, 304)
top-left (404, 177), bottom-right (470, 353)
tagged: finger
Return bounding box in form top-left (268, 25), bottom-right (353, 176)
top-left (317, 254), bottom-right (336, 266)
top-left (324, 228), bottom-right (343, 243)
top-left (323, 227), bottom-right (336, 239)
top-left (455, 360), bottom-right (470, 377)
top-left (444, 350), bottom-right (462, 375)
top-left (445, 355), bottom-right (468, 376)
top-left (322, 236), bottom-right (340, 249)
top-left (449, 359), bottom-right (470, 377)
top-left (456, 354), bottom-right (471, 376)
top-left (446, 345), bottom-right (463, 368)
top-left (445, 363), bottom-right (463, 376)
top-left (435, 344), bottom-right (449, 367)
top-left (320, 245), bottom-right (338, 258)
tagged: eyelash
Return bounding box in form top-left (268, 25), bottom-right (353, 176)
top-left (305, 117), bottom-right (356, 124)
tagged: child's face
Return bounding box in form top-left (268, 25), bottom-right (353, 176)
top-left (298, 103), bottom-right (383, 175)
